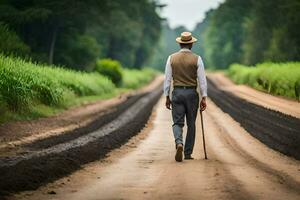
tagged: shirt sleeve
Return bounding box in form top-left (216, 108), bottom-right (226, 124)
top-left (163, 56), bottom-right (172, 96)
top-left (197, 56), bottom-right (208, 97)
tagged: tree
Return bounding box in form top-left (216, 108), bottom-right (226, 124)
top-left (203, 0), bottom-right (252, 68)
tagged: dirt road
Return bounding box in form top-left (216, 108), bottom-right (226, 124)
top-left (12, 97), bottom-right (300, 200)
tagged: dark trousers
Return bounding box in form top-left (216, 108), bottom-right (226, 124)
top-left (171, 88), bottom-right (199, 156)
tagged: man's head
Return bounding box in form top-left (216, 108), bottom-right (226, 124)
top-left (180, 43), bottom-right (193, 49)
top-left (176, 32), bottom-right (197, 49)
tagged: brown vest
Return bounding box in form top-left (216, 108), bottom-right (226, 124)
top-left (170, 51), bottom-right (198, 86)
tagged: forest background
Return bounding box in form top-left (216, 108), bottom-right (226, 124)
top-left (0, 0), bottom-right (299, 70)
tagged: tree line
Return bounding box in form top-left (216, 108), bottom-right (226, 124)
top-left (200, 0), bottom-right (300, 69)
top-left (0, 0), bottom-right (162, 70)
top-left (149, 0), bottom-right (300, 70)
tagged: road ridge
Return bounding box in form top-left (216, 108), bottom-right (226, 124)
top-left (207, 73), bottom-right (300, 118)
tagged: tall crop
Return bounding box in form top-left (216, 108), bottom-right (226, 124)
top-left (0, 55), bottom-right (115, 111)
top-left (122, 68), bottom-right (157, 89)
top-left (227, 62), bottom-right (300, 100)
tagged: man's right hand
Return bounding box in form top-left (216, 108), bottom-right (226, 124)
top-left (166, 96), bottom-right (172, 110)
top-left (200, 97), bottom-right (207, 111)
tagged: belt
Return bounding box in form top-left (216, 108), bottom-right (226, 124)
top-left (174, 86), bottom-right (197, 89)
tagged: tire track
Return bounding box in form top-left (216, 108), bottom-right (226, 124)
top-left (206, 105), bottom-right (300, 194)
top-left (23, 94), bottom-right (145, 150)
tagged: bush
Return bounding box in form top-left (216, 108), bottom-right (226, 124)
top-left (0, 22), bottom-right (30, 57)
top-left (227, 62), bottom-right (300, 100)
top-left (95, 59), bottom-right (123, 86)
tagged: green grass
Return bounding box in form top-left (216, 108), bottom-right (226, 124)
top-left (227, 62), bottom-right (300, 100)
top-left (0, 55), bottom-right (159, 124)
top-left (122, 68), bottom-right (158, 89)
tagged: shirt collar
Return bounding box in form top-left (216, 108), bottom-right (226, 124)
top-left (179, 48), bottom-right (192, 52)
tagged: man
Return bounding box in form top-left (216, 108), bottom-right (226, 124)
top-left (164, 32), bottom-right (207, 162)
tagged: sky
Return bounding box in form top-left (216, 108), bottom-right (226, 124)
top-left (159, 0), bottom-right (225, 30)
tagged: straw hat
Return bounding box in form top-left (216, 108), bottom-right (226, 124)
top-left (176, 32), bottom-right (197, 44)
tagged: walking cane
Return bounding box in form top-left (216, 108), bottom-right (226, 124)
top-left (200, 111), bottom-right (208, 159)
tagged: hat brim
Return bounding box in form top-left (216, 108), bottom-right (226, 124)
top-left (176, 36), bottom-right (198, 44)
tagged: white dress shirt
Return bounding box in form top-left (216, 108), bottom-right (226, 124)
top-left (163, 48), bottom-right (207, 97)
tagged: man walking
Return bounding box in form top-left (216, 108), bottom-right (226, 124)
top-left (164, 32), bottom-right (207, 162)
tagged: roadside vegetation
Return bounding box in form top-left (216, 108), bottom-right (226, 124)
top-left (0, 55), bottom-right (158, 124)
top-left (122, 68), bottom-right (157, 89)
top-left (227, 62), bottom-right (300, 100)
top-left (95, 58), bottom-right (158, 89)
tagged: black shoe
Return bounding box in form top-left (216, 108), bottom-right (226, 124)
top-left (184, 155), bottom-right (194, 160)
top-left (175, 144), bottom-right (183, 162)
